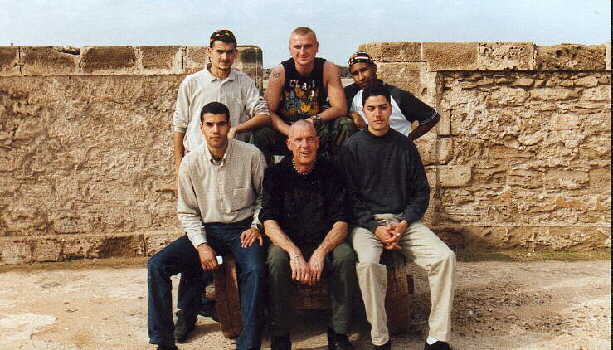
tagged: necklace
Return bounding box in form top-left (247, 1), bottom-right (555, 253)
top-left (292, 158), bottom-right (314, 176)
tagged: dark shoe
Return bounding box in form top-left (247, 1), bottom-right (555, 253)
top-left (425, 341), bottom-right (452, 350)
top-left (271, 335), bottom-right (292, 350)
top-left (373, 341), bottom-right (391, 350)
top-left (174, 310), bottom-right (196, 343)
top-left (156, 344), bottom-right (178, 350)
top-left (327, 328), bottom-right (354, 350)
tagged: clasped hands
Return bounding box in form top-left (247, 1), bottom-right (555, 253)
top-left (374, 220), bottom-right (408, 250)
top-left (289, 248), bottom-right (326, 286)
top-left (196, 227), bottom-right (263, 271)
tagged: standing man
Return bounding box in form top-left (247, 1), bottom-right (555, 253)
top-left (149, 102), bottom-right (267, 350)
top-left (253, 27), bottom-right (356, 163)
top-left (344, 51), bottom-right (440, 140)
top-left (172, 29), bottom-right (270, 171)
top-left (260, 120), bottom-right (356, 350)
top-left (340, 84), bottom-right (456, 350)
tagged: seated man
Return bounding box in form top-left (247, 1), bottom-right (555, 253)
top-left (344, 51), bottom-right (439, 140)
top-left (340, 84), bottom-right (456, 350)
top-left (253, 26), bottom-right (356, 163)
top-left (148, 102), bottom-right (266, 350)
top-left (260, 120), bottom-right (356, 350)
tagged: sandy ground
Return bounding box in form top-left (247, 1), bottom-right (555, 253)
top-left (0, 259), bottom-right (609, 350)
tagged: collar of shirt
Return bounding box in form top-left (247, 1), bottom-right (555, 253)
top-left (204, 65), bottom-right (237, 83)
top-left (203, 139), bottom-right (234, 167)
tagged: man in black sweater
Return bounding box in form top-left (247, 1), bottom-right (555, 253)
top-left (260, 119), bottom-right (356, 350)
top-left (339, 84), bottom-right (456, 350)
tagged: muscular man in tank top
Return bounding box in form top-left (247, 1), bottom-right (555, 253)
top-left (253, 27), bottom-right (356, 163)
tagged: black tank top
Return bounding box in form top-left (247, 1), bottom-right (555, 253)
top-left (280, 57), bottom-right (328, 123)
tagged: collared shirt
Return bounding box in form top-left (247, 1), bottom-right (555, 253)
top-left (177, 139), bottom-right (267, 247)
top-left (172, 67), bottom-right (269, 152)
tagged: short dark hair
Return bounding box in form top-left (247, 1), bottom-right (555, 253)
top-left (200, 102), bottom-right (230, 122)
top-left (362, 83), bottom-right (391, 106)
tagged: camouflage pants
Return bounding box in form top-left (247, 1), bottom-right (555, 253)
top-left (251, 116), bottom-right (358, 164)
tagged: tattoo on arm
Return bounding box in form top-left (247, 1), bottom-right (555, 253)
top-left (271, 70), bottom-right (281, 80)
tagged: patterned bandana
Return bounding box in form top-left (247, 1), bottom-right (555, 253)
top-left (348, 51), bottom-right (374, 67)
top-left (210, 29), bottom-right (236, 46)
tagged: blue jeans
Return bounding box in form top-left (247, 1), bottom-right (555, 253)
top-left (148, 219), bottom-right (266, 350)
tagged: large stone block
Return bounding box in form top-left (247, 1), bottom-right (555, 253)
top-left (0, 47), bottom-right (20, 75)
top-left (422, 42), bottom-right (479, 71)
top-left (530, 88), bottom-right (578, 101)
top-left (376, 62), bottom-right (423, 95)
top-left (476, 42), bottom-right (535, 70)
top-left (439, 165), bottom-right (472, 187)
top-left (144, 231), bottom-right (183, 256)
top-left (536, 44), bottom-right (606, 70)
top-left (580, 85), bottom-right (611, 102)
top-left (437, 111), bottom-right (451, 136)
top-left (550, 113), bottom-right (580, 130)
top-left (415, 134), bottom-right (437, 165)
top-left (0, 233), bottom-right (147, 264)
top-left (184, 46), bottom-right (207, 73)
top-left (138, 46), bottom-right (183, 74)
top-left (358, 42), bottom-right (421, 62)
top-left (545, 169), bottom-right (590, 190)
top-left (543, 226), bottom-right (611, 250)
top-left (457, 225), bottom-right (610, 250)
top-left (20, 46), bottom-right (80, 75)
top-left (80, 46), bottom-right (137, 73)
top-left (234, 46), bottom-right (264, 89)
top-left (438, 138), bottom-right (453, 164)
top-left (237, 45), bottom-right (262, 65)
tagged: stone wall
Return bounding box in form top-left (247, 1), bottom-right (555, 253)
top-left (0, 46), bottom-right (263, 264)
top-left (359, 42), bottom-right (611, 250)
top-left (0, 42), bottom-right (610, 264)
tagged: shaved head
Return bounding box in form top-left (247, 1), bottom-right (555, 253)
top-left (287, 119), bottom-right (319, 168)
top-left (288, 119), bottom-right (316, 138)
top-left (290, 26), bottom-right (317, 42)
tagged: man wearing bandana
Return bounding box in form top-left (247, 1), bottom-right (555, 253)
top-left (252, 27), bottom-right (356, 163)
top-left (344, 51), bottom-right (440, 140)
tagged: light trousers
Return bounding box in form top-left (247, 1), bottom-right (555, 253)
top-left (351, 215), bottom-right (456, 346)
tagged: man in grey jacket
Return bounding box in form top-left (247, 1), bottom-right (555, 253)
top-left (149, 102), bottom-right (267, 350)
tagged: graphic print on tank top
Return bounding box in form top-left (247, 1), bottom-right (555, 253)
top-left (280, 57), bottom-right (328, 123)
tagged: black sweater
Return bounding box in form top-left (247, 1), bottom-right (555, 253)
top-left (339, 129), bottom-right (430, 231)
top-left (259, 157), bottom-right (348, 247)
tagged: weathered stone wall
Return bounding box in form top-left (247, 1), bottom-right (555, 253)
top-left (0, 46), bottom-right (263, 264)
top-left (359, 42), bottom-right (611, 250)
top-left (1, 42), bottom-right (610, 264)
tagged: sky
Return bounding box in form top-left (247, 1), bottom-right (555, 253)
top-left (0, 0), bottom-right (610, 67)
